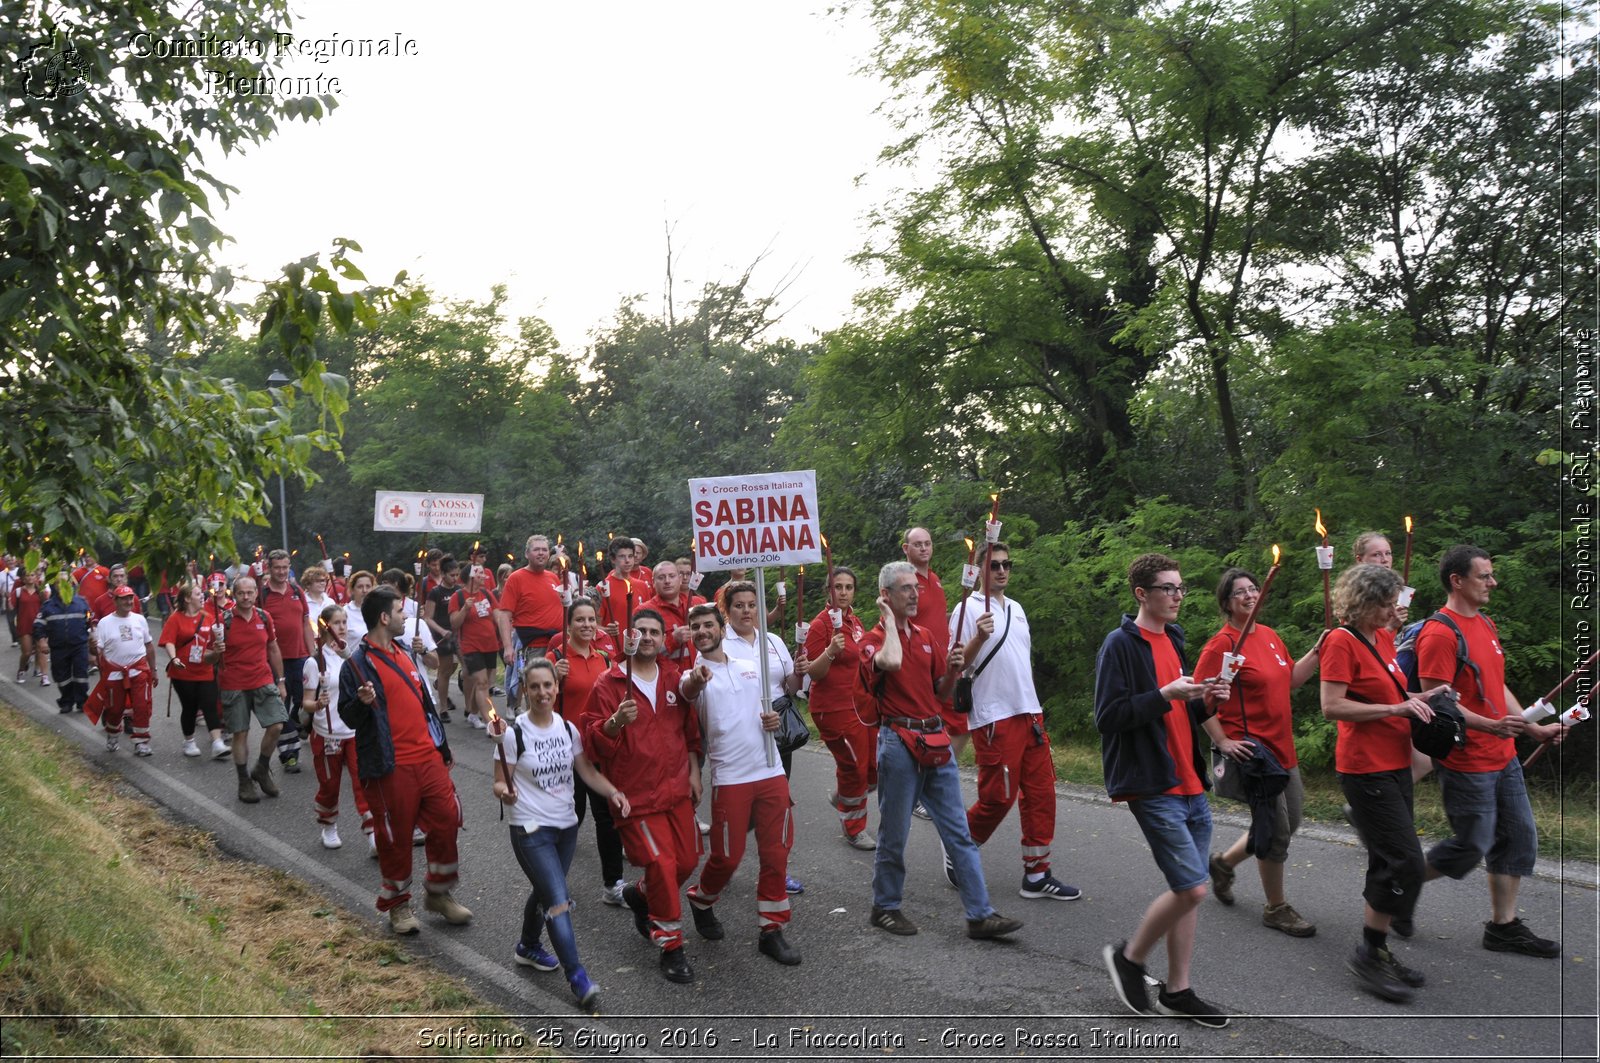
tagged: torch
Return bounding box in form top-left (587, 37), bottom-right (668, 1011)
top-left (980, 493), bottom-right (1003, 599)
top-left (1521, 651), bottom-right (1600, 768)
top-left (1230, 545), bottom-right (1281, 666)
top-left (795, 565), bottom-right (807, 647)
top-left (1402, 516), bottom-right (1414, 585)
top-left (1315, 509), bottom-right (1333, 629)
top-left (951, 536), bottom-right (980, 652)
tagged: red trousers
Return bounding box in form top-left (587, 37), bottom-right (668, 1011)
top-left (362, 757), bottom-right (462, 912)
top-left (967, 713), bottom-right (1057, 874)
top-left (617, 798), bottom-right (701, 951)
top-left (311, 734), bottom-right (372, 832)
top-left (688, 775), bottom-right (793, 930)
top-left (87, 663), bottom-right (152, 742)
top-left (814, 709), bottom-right (876, 838)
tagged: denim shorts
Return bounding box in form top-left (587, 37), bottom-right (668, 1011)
top-left (1427, 757), bottom-right (1538, 879)
top-left (1128, 792), bottom-right (1214, 892)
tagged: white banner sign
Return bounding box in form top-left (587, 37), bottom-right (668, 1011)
top-left (689, 469), bottom-right (823, 570)
top-left (372, 492), bottom-right (485, 533)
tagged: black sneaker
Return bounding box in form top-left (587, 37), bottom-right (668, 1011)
top-left (1483, 918), bottom-right (1560, 958)
top-left (1019, 874), bottom-right (1081, 901)
top-left (283, 754), bottom-right (301, 774)
top-left (758, 928), bottom-right (802, 966)
top-left (1155, 986), bottom-right (1230, 1028)
top-left (869, 906), bottom-right (917, 936)
top-left (622, 884), bottom-right (650, 939)
top-left (690, 902), bottom-right (724, 941)
top-left (1383, 947), bottom-right (1426, 987)
top-left (659, 946), bottom-right (694, 984)
top-left (1390, 914), bottom-right (1415, 938)
top-left (1347, 943), bottom-right (1416, 1003)
top-left (1209, 854), bottom-right (1235, 906)
top-left (966, 912), bottom-right (1023, 940)
top-left (942, 851), bottom-right (957, 889)
top-left (1103, 941), bottom-right (1151, 1014)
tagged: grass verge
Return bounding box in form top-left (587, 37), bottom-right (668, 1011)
top-left (0, 701), bottom-right (522, 1060)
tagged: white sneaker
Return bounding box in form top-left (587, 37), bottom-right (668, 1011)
top-left (133, 741), bottom-right (152, 757)
top-left (468, 714), bottom-right (487, 730)
top-left (183, 739), bottom-right (201, 757)
top-left (40, 675), bottom-right (50, 687)
top-left (14, 671), bottom-right (25, 684)
top-left (105, 734), bottom-right (119, 752)
top-left (368, 833), bottom-right (378, 858)
top-left (601, 879), bottom-right (626, 906)
top-left (320, 824), bottom-right (342, 850)
top-left (211, 737), bottom-right (230, 760)
top-left (698, 818), bottom-right (711, 835)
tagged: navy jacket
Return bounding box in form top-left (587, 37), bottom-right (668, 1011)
top-left (337, 638), bottom-right (452, 780)
top-left (1093, 615), bottom-right (1213, 801)
top-left (35, 593), bottom-right (91, 649)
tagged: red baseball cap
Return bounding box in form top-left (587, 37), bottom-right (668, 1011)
top-left (113, 586), bottom-right (136, 598)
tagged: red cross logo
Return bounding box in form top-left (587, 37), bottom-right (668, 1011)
top-left (698, 486), bottom-right (708, 494)
top-left (389, 504), bottom-right (405, 519)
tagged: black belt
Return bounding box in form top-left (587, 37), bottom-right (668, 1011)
top-left (882, 715), bottom-right (942, 733)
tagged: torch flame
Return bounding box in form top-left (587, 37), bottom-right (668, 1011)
top-left (799, 565), bottom-right (805, 576)
top-left (821, 534), bottom-right (829, 548)
top-left (596, 551), bottom-right (604, 565)
top-left (964, 537), bottom-right (975, 552)
top-left (1272, 543), bottom-right (1281, 564)
top-left (1314, 508), bottom-right (1327, 538)
top-left (1404, 515), bottom-right (1413, 534)
top-left (991, 492), bottom-right (999, 502)
top-left (557, 533), bottom-right (563, 545)
top-left (376, 561), bottom-right (383, 572)
top-left (472, 540), bottom-right (479, 551)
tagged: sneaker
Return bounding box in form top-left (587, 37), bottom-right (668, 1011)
top-left (1019, 874), bottom-right (1081, 901)
top-left (697, 818), bottom-right (711, 835)
top-left (1103, 941), bottom-right (1152, 1014)
top-left (1383, 948), bottom-right (1426, 987)
top-left (283, 754), bottom-right (301, 774)
top-left (1390, 915), bottom-right (1415, 938)
top-left (1263, 902), bottom-right (1316, 937)
top-left (40, 675), bottom-right (50, 687)
top-left (133, 741), bottom-right (152, 757)
top-left (966, 912), bottom-right (1024, 940)
top-left (659, 946), bottom-right (694, 984)
top-left (468, 714), bottom-right (487, 730)
top-left (105, 734), bottom-right (119, 753)
top-left (1155, 986), bottom-right (1230, 1028)
top-left (183, 739), bottom-right (201, 757)
top-left (249, 759), bottom-right (278, 797)
top-left (320, 824), bottom-right (342, 850)
top-left (412, 827), bottom-right (426, 846)
top-left (389, 901), bottom-right (421, 935)
top-left (211, 738), bottom-right (230, 760)
top-left (368, 833), bottom-right (378, 858)
top-left (490, 684), bottom-right (505, 696)
top-left (869, 906), bottom-right (918, 936)
top-left (568, 966), bottom-right (600, 1008)
top-left (844, 829), bottom-right (877, 852)
top-left (911, 801), bottom-right (932, 820)
top-left (1347, 943), bottom-right (1416, 1002)
top-left (622, 884), bottom-right (650, 939)
top-left (438, 709), bottom-right (451, 723)
top-left (513, 941), bottom-right (560, 971)
top-left (423, 891), bottom-right (473, 925)
top-left (1209, 854), bottom-right (1235, 906)
top-left (785, 875), bottom-right (805, 895)
top-left (601, 879), bottom-right (626, 907)
top-left (690, 902), bottom-right (724, 941)
top-left (58, 702), bottom-right (72, 714)
top-left (1482, 918), bottom-right (1560, 958)
top-left (14, 670), bottom-right (25, 684)
top-left (758, 928), bottom-right (802, 966)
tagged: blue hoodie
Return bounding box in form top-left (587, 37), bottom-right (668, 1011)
top-left (1092, 614), bottom-right (1213, 801)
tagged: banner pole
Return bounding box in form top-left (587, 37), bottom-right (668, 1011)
top-left (755, 566), bottom-right (776, 768)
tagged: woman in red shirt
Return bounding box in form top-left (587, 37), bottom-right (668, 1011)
top-left (800, 565), bottom-right (877, 850)
top-left (1195, 568), bottom-right (1322, 937)
top-left (160, 582), bottom-right (229, 759)
top-left (13, 567), bottom-right (47, 685)
top-left (548, 598), bottom-right (626, 905)
top-left (449, 565), bottom-right (502, 730)
top-left (1320, 563), bottom-right (1437, 1004)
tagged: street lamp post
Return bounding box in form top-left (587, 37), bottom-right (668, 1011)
top-left (266, 370), bottom-right (293, 554)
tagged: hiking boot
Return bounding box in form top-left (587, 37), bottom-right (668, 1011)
top-left (569, 965), bottom-right (599, 1008)
top-left (513, 941), bottom-right (559, 971)
top-left (1019, 873), bottom-right (1081, 901)
top-left (869, 906), bottom-right (918, 936)
top-left (423, 891), bottom-right (473, 925)
top-left (1390, 915), bottom-right (1415, 938)
top-left (283, 753), bottom-right (301, 774)
top-left (1347, 943), bottom-right (1415, 1003)
top-left (659, 946), bottom-right (694, 984)
top-left (758, 928), bottom-right (802, 966)
top-left (1155, 986), bottom-right (1230, 1028)
top-left (250, 758), bottom-right (278, 797)
top-left (1209, 854), bottom-right (1235, 905)
top-left (183, 738), bottom-right (201, 757)
top-left (389, 901), bottom-right (420, 935)
top-left (320, 824), bottom-right (342, 850)
top-left (966, 912), bottom-right (1023, 940)
top-left (844, 828), bottom-right (877, 852)
top-left (133, 741), bottom-right (152, 757)
top-left (105, 734), bottom-right (119, 753)
top-left (1263, 902), bottom-right (1316, 937)
top-left (622, 884), bottom-right (650, 939)
top-left (1483, 918), bottom-right (1560, 958)
top-left (1384, 948), bottom-right (1426, 987)
top-left (1103, 941), bottom-right (1151, 1014)
top-left (236, 766), bottom-right (259, 803)
top-left (600, 879), bottom-right (626, 907)
top-left (690, 902), bottom-right (724, 941)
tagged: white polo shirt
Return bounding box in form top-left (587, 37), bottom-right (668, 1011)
top-left (687, 652), bottom-right (783, 787)
top-left (948, 594), bottom-right (1043, 728)
top-left (722, 628), bottom-right (795, 703)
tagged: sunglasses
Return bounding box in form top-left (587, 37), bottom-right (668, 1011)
top-left (988, 559), bottom-right (1012, 571)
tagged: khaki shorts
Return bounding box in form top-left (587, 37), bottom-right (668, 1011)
top-left (221, 683), bottom-right (289, 734)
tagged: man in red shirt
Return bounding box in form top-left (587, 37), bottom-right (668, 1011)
top-left (861, 560), bottom-right (1022, 943)
top-left (261, 548), bottom-right (317, 774)
top-left (76, 556), bottom-right (110, 606)
top-left (213, 575), bottom-right (291, 804)
top-left (643, 561), bottom-right (704, 670)
top-left (495, 534), bottom-right (564, 662)
top-left (581, 609), bottom-right (702, 984)
top-left (1415, 545), bottom-right (1566, 957)
top-left (90, 563), bottom-right (142, 621)
top-left (338, 587), bottom-right (470, 935)
top-left (597, 536), bottom-right (644, 640)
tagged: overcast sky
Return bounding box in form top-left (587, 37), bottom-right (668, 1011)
top-left (208, 1), bottom-right (902, 349)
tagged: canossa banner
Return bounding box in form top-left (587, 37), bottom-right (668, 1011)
top-left (373, 492), bottom-right (485, 533)
top-left (689, 470), bottom-right (823, 570)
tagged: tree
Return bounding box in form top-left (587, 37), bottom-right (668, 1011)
top-left (0, 1), bottom-right (413, 580)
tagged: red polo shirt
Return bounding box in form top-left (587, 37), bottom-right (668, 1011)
top-left (260, 580), bottom-right (311, 658)
top-left (500, 567), bottom-right (564, 631)
top-left (218, 606), bottom-right (277, 692)
top-left (860, 619), bottom-right (946, 722)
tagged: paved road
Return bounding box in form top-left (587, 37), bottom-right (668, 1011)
top-left (3, 645), bottom-right (1595, 1062)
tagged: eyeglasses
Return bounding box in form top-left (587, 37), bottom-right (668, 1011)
top-left (988, 560), bottom-right (1012, 571)
top-left (1147, 583), bottom-right (1188, 597)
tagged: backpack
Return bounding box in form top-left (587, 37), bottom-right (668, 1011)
top-left (1394, 611), bottom-right (1485, 696)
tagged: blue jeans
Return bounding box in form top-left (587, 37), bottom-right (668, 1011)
top-left (872, 727), bottom-right (994, 920)
top-left (509, 823), bottom-right (581, 975)
top-left (1127, 792), bottom-right (1213, 892)
top-left (1428, 757), bottom-right (1538, 879)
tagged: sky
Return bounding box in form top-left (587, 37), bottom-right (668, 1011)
top-left (205, 1), bottom-right (906, 349)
